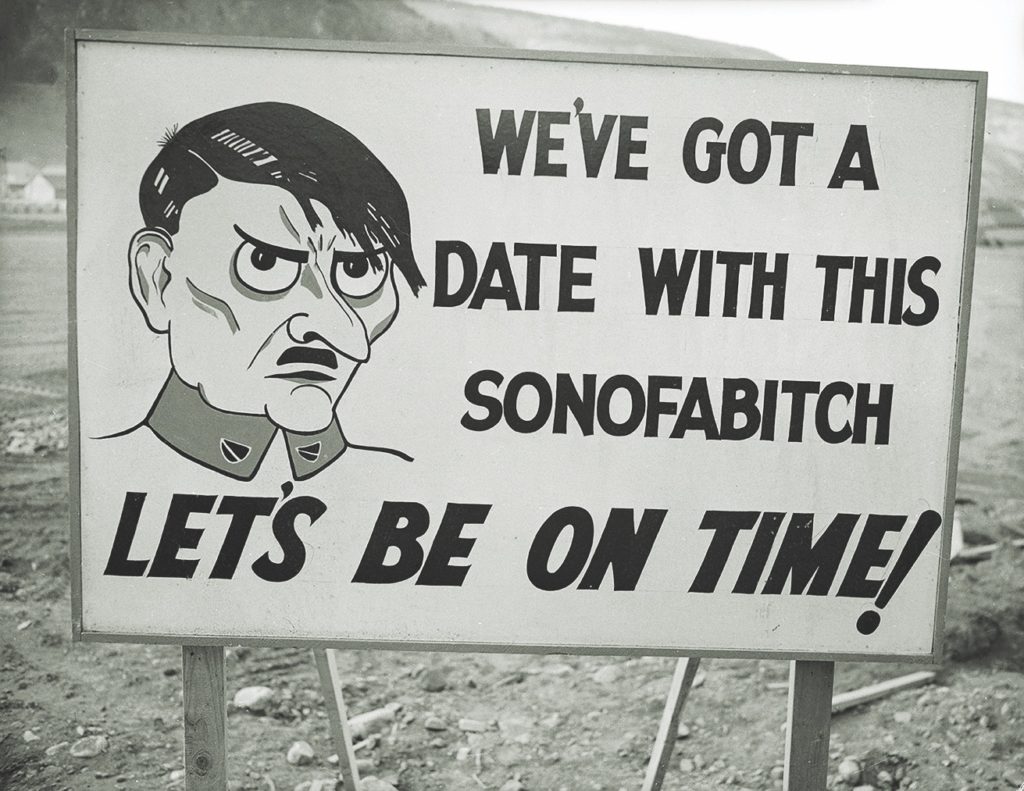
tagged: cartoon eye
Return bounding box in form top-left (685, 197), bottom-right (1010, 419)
top-left (331, 250), bottom-right (389, 298)
top-left (231, 225), bottom-right (306, 295)
top-left (233, 241), bottom-right (302, 294)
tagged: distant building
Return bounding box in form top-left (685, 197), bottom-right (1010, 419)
top-left (2, 160), bottom-right (66, 213)
top-left (23, 171), bottom-right (57, 203)
top-left (3, 161), bottom-right (39, 200)
top-left (33, 165), bottom-right (67, 206)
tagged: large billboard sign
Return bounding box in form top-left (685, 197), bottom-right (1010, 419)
top-left (69, 33), bottom-right (985, 660)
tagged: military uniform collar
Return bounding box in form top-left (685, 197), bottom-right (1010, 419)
top-left (146, 373), bottom-right (347, 480)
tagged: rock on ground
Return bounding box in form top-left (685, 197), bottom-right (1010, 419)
top-left (349, 704), bottom-right (399, 739)
top-left (359, 777), bottom-right (398, 791)
top-left (424, 715), bottom-right (447, 731)
top-left (592, 665), bottom-right (622, 684)
top-left (69, 735), bottom-right (108, 758)
top-left (420, 667), bottom-right (448, 692)
top-left (293, 779), bottom-right (339, 791)
top-left (232, 685), bottom-right (275, 713)
top-left (286, 740), bottom-right (316, 766)
top-left (838, 757), bottom-right (862, 784)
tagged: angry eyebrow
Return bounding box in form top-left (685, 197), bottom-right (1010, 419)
top-left (332, 247), bottom-right (391, 273)
top-left (232, 224), bottom-right (308, 263)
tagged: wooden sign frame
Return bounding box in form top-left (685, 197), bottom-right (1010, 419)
top-left (67, 29), bottom-right (985, 791)
top-left (67, 29), bottom-right (985, 664)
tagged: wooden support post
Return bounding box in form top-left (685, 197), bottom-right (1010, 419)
top-left (784, 660), bottom-right (834, 791)
top-left (183, 645), bottom-right (227, 791)
top-left (314, 649), bottom-right (361, 791)
top-left (640, 657), bottom-right (702, 791)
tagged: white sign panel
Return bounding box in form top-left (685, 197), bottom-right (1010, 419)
top-left (70, 34), bottom-right (985, 660)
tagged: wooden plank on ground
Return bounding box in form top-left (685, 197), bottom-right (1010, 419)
top-left (784, 660), bottom-right (834, 791)
top-left (640, 657), bottom-right (703, 791)
top-left (314, 649), bottom-right (361, 791)
top-left (183, 645), bottom-right (227, 791)
top-left (831, 670), bottom-right (936, 714)
top-left (953, 538), bottom-right (1024, 562)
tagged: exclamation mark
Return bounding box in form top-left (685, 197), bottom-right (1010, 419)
top-left (856, 509), bottom-right (942, 635)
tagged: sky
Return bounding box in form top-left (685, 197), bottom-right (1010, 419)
top-left (459, 0), bottom-right (1024, 104)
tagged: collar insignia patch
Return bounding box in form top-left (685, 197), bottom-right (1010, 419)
top-left (296, 442), bottom-right (322, 462)
top-left (220, 438), bottom-right (252, 463)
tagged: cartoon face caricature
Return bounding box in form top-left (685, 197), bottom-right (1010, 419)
top-left (125, 103), bottom-right (425, 480)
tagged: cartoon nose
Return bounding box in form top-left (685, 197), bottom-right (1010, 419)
top-left (286, 302), bottom-right (370, 363)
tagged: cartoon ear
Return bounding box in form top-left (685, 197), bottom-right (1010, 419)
top-left (128, 229), bottom-right (174, 333)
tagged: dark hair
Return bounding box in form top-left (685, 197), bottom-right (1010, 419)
top-left (138, 102), bottom-right (425, 294)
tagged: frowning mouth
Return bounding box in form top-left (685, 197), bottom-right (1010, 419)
top-left (267, 346), bottom-right (339, 382)
top-left (267, 370), bottom-right (337, 382)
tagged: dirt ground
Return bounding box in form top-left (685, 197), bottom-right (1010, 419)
top-left (1, 228), bottom-right (1022, 790)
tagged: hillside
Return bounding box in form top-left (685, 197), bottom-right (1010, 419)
top-left (0, 0), bottom-right (771, 165)
top-left (1, 0), bottom-right (1019, 240)
top-left (0, 0), bottom-right (776, 89)
top-left (0, 0), bottom-right (769, 170)
top-left (980, 98), bottom-right (1024, 244)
